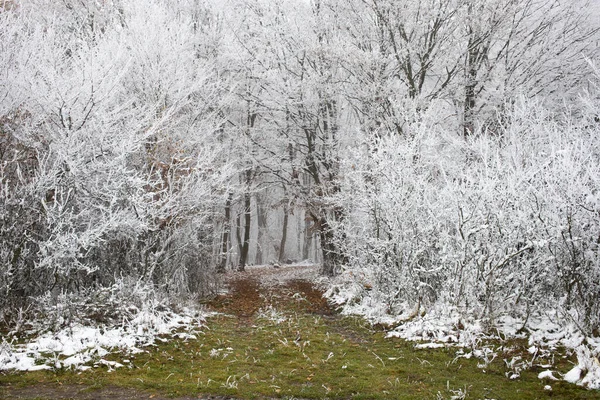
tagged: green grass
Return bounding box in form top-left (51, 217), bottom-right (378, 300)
top-left (2, 280), bottom-right (599, 400)
top-left (2, 311), bottom-right (599, 399)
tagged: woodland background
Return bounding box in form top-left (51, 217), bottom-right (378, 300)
top-left (1, 0), bottom-right (600, 339)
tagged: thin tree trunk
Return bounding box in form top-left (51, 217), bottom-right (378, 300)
top-left (238, 179), bottom-right (252, 271)
top-left (255, 194), bottom-right (267, 265)
top-left (235, 210), bottom-right (242, 269)
top-left (463, 8), bottom-right (488, 137)
top-left (302, 213), bottom-right (312, 260)
top-left (278, 201), bottom-right (289, 263)
top-left (464, 44), bottom-right (477, 136)
top-left (238, 103), bottom-right (257, 271)
top-left (216, 193), bottom-right (232, 273)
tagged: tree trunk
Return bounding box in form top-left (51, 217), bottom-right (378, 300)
top-left (278, 201), bottom-right (289, 263)
top-left (216, 192), bottom-right (232, 273)
top-left (238, 181), bottom-right (252, 271)
top-left (309, 210), bottom-right (346, 277)
top-left (235, 210), bottom-right (242, 269)
top-left (463, 8), bottom-right (488, 137)
top-left (302, 212), bottom-right (312, 260)
top-left (463, 40), bottom-right (478, 136)
top-left (317, 215), bottom-right (339, 277)
top-left (238, 104), bottom-right (257, 271)
top-left (255, 194), bottom-right (267, 265)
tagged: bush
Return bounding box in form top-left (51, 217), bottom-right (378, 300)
top-left (340, 97), bottom-right (600, 333)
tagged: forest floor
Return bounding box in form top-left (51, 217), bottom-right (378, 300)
top-left (1, 264), bottom-right (599, 399)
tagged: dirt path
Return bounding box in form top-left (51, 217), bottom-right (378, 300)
top-left (209, 264), bottom-right (331, 318)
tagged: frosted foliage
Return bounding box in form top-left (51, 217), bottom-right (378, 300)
top-left (331, 94), bottom-right (600, 388)
top-left (0, 0), bottom-right (230, 317)
top-left (339, 97), bottom-right (600, 332)
top-left (0, 0), bottom-right (599, 390)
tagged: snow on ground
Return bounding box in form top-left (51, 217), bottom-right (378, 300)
top-left (226, 261), bottom-right (320, 287)
top-left (324, 270), bottom-right (600, 390)
top-left (0, 263), bottom-right (316, 373)
top-left (0, 304), bottom-right (208, 372)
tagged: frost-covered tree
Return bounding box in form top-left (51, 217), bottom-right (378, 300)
top-left (0, 0), bottom-right (233, 318)
top-left (339, 89), bottom-right (600, 331)
top-left (2, 0), bottom-right (599, 342)
top-left (217, 0), bottom-right (354, 275)
top-left (339, 0), bottom-right (599, 136)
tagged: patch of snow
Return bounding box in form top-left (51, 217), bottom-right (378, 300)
top-left (414, 342), bottom-right (446, 349)
top-left (293, 259), bottom-right (317, 267)
top-left (568, 345), bottom-right (600, 389)
top-left (324, 270), bottom-right (600, 390)
top-left (385, 306), bottom-right (485, 348)
top-left (0, 305), bottom-right (208, 372)
top-left (538, 370), bottom-right (559, 380)
top-left (565, 366), bottom-right (583, 384)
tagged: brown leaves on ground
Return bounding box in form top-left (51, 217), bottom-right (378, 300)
top-left (208, 264), bottom-right (334, 319)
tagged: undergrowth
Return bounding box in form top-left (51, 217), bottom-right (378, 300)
top-left (1, 278), bottom-right (598, 399)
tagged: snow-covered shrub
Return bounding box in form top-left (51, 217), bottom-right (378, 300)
top-left (338, 96), bottom-right (600, 333)
top-left (0, 277), bottom-right (208, 371)
top-left (0, 0), bottom-right (231, 328)
top-left (5, 275), bottom-right (212, 340)
top-left (565, 344), bottom-right (600, 389)
top-left (23, 278), bottom-right (165, 334)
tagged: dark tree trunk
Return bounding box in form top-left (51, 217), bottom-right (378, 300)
top-left (309, 209), bottom-right (346, 277)
top-left (216, 193), bottom-right (232, 273)
top-left (317, 215), bottom-right (340, 277)
top-left (278, 201), bottom-right (289, 263)
top-left (238, 179), bottom-right (252, 271)
top-left (464, 46), bottom-right (477, 136)
top-left (463, 13), bottom-right (488, 137)
top-left (235, 210), bottom-right (242, 268)
top-left (255, 195), bottom-right (267, 265)
top-left (237, 105), bottom-right (257, 271)
top-left (302, 214), bottom-right (312, 260)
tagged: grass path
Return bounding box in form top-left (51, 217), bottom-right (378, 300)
top-left (1, 266), bottom-right (599, 399)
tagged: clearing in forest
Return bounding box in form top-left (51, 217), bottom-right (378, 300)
top-left (1, 265), bottom-right (597, 399)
